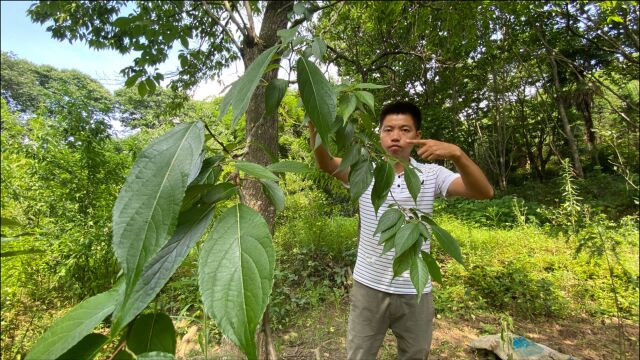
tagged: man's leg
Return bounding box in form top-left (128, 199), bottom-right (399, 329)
top-left (346, 281), bottom-right (391, 360)
top-left (389, 292), bottom-right (434, 360)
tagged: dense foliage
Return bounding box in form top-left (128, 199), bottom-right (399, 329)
top-left (1, 1), bottom-right (638, 359)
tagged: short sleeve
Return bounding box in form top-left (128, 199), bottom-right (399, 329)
top-left (431, 164), bottom-right (460, 199)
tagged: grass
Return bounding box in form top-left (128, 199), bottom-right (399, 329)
top-left (2, 181), bottom-right (638, 359)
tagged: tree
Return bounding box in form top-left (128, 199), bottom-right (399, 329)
top-left (25, 2), bottom-right (329, 359)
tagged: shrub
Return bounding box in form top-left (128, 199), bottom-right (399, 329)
top-left (464, 260), bottom-right (569, 318)
top-left (270, 187), bottom-right (358, 329)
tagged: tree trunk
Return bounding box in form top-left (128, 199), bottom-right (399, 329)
top-left (239, 2), bottom-right (292, 359)
top-left (577, 92), bottom-right (599, 165)
top-left (537, 27), bottom-right (584, 178)
top-left (548, 57), bottom-right (584, 178)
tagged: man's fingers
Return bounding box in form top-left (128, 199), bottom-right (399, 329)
top-left (406, 139), bottom-right (428, 145)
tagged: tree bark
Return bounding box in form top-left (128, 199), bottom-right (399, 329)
top-left (239, 2), bottom-right (292, 359)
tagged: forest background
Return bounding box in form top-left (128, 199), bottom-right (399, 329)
top-left (1, 1), bottom-right (638, 359)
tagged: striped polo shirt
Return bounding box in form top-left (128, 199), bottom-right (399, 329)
top-left (353, 157), bottom-right (460, 294)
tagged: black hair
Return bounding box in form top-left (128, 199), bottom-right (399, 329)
top-left (379, 101), bottom-right (422, 130)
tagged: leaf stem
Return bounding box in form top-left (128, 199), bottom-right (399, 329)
top-left (204, 123), bottom-right (232, 156)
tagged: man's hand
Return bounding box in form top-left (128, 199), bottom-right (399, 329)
top-left (406, 139), bottom-right (462, 162)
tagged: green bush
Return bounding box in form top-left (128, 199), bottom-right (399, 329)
top-left (270, 187), bottom-right (358, 329)
top-left (435, 196), bottom-right (543, 229)
top-left (464, 260), bottom-right (569, 318)
top-left (431, 216), bottom-right (639, 321)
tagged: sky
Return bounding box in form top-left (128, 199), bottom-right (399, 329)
top-left (0, 1), bottom-right (244, 100)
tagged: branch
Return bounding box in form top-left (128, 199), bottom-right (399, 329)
top-left (562, 6), bottom-right (638, 64)
top-left (223, 0), bottom-right (248, 37)
top-left (202, 3), bottom-right (243, 54)
top-left (326, 44), bottom-right (360, 67)
top-left (369, 50), bottom-right (425, 66)
top-left (597, 90), bottom-right (638, 131)
top-left (244, 1), bottom-right (257, 40)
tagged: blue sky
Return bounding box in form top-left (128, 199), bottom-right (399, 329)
top-left (0, 1), bottom-right (238, 99)
top-left (1, 1), bottom-right (139, 90)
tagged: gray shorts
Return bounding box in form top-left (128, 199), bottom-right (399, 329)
top-left (346, 280), bottom-right (434, 360)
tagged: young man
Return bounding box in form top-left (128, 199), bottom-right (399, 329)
top-left (309, 101), bottom-right (493, 360)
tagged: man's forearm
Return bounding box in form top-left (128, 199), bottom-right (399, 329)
top-left (309, 124), bottom-right (343, 177)
top-left (452, 150), bottom-right (494, 199)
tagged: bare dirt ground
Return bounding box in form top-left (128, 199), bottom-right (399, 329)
top-left (273, 298), bottom-right (639, 360)
top-left (177, 297), bottom-right (639, 359)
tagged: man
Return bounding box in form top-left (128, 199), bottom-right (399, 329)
top-left (309, 101), bottom-right (493, 359)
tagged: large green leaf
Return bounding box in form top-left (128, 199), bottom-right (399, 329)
top-left (57, 333), bottom-right (108, 360)
top-left (404, 166), bottom-right (421, 204)
top-left (371, 161), bottom-right (395, 214)
top-left (421, 251), bottom-right (442, 283)
top-left (198, 204), bottom-right (275, 360)
top-left (191, 155), bottom-right (224, 185)
top-left (374, 208), bottom-right (404, 236)
top-left (410, 250), bottom-right (430, 302)
top-left (235, 160), bottom-right (279, 182)
top-left (348, 159), bottom-right (373, 201)
top-left (265, 78), bottom-right (288, 115)
top-left (297, 57), bottom-right (337, 146)
top-left (335, 143), bottom-right (361, 174)
top-left (334, 122), bottom-right (354, 152)
top-left (354, 90), bottom-right (375, 113)
top-left (217, 45), bottom-right (278, 127)
top-left (180, 184), bottom-right (215, 211)
top-left (127, 313), bottom-right (176, 355)
top-left (394, 223), bottom-right (420, 257)
top-left (338, 93), bottom-right (357, 123)
top-left (267, 160), bottom-right (311, 174)
top-left (26, 286), bottom-right (121, 360)
top-left (112, 204), bottom-right (214, 333)
top-left (260, 180), bottom-right (285, 213)
top-left (111, 121), bottom-right (204, 317)
top-left (311, 37), bottom-right (328, 60)
top-left (202, 182), bottom-right (237, 204)
top-left (422, 217), bottom-right (464, 265)
top-left (392, 244), bottom-right (416, 278)
top-left (379, 217), bottom-right (404, 247)
top-left (276, 26), bottom-right (299, 45)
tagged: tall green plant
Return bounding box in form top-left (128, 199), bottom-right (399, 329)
top-left (27, 35), bottom-right (465, 359)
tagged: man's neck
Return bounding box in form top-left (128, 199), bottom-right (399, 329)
top-left (393, 158), bottom-right (410, 174)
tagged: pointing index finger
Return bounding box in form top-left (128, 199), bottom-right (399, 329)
top-left (406, 139), bottom-right (428, 144)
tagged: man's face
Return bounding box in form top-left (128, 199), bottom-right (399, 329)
top-left (379, 113), bottom-right (421, 161)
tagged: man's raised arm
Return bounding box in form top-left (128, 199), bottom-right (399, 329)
top-left (406, 138), bottom-right (494, 199)
top-left (309, 122), bottom-right (349, 184)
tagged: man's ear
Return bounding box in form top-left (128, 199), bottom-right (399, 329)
top-left (416, 130), bottom-right (422, 139)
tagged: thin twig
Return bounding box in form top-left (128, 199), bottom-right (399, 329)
top-left (204, 123), bottom-right (232, 156)
top-left (108, 340), bottom-right (127, 360)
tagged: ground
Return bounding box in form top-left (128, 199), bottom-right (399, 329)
top-left (179, 296), bottom-right (639, 359)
